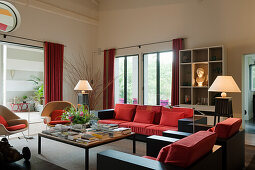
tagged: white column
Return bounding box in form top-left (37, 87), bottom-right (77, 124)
top-left (3, 45), bottom-right (7, 106)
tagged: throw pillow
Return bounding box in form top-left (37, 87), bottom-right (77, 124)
top-left (133, 110), bottom-right (155, 124)
top-left (0, 115), bottom-right (8, 127)
top-left (115, 108), bottom-right (136, 121)
top-left (159, 111), bottom-right (184, 127)
top-left (51, 110), bottom-right (65, 121)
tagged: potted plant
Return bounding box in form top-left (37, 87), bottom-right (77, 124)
top-left (29, 75), bottom-right (44, 112)
top-left (22, 96), bottom-right (28, 103)
top-left (61, 105), bottom-right (97, 129)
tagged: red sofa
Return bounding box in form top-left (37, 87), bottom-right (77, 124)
top-left (98, 104), bottom-right (193, 136)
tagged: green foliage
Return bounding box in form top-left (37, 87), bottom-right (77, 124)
top-left (28, 75), bottom-right (44, 102)
top-left (61, 105), bottom-right (98, 125)
top-left (23, 96), bottom-right (28, 100)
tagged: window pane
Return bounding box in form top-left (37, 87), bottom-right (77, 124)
top-left (127, 56), bottom-right (138, 104)
top-left (160, 51), bottom-right (173, 106)
top-left (114, 57), bottom-right (124, 104)
top-left (144, 53), bottom-right (157, 105)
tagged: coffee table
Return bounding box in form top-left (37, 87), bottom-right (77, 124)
top-left (38, 132), bottom-right (136, 170)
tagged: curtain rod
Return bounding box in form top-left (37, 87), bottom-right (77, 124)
top-left (96, 38), bottom-right (186, 53)
top-left (0, 33), bottom-right (67, 47)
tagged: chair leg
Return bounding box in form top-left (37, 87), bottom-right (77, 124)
top-left (22, 132), bottom-right (28, 142)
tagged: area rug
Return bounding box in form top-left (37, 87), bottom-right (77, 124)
top-left (7, 136), bottom-right (255, 170)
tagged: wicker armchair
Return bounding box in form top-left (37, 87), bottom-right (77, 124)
top-left (0, 105), bottom-right (28, 137)
top-left (41, 101), bottom-right (74, 126)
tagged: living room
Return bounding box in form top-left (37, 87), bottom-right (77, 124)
top-left (0, 0), bottom-right (254, 169)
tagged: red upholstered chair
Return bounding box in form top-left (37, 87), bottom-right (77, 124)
top-left (0, 105), bottom-right (28, 137)
top-left (41, 101), bottom-right (74, 127)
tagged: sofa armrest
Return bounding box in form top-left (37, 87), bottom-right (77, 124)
top-left (146, 135), bottom-right (179, 158)
top-left (178, 116), bottom-right (207, 133)
top-left (98, 149), bottom-right (172, 170)
top-left (95, 109), bottom-right (115, 120)
top-left (163, 130), bottom-right (192, 139)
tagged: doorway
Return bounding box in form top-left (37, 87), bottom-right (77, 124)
top-left (242, 54), bottom-right (255, 135)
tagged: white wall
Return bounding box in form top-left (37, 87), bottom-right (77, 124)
top-left (96, 0), bottom-right (255, 117)
top-left (3, 0), bottom-right (98, 105)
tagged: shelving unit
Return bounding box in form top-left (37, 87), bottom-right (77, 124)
top-left (179, 45), bottom-right (226, 112)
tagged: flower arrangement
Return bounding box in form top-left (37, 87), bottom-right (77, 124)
top-left (61, 105), bottom-right (97, 125)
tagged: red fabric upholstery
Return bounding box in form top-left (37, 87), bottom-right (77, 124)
top-left (160, 111), bottom-right (184, 127)
top-left (114, 104), bottom-right (137, 120)
top-left (164, 131), bottom-right (217, 168)
top-left (133, 110), bottom-right (155, 124)
top-left (142, 156), bottom-right (157, 160)
top-left (119, 122), bottom-right (154, 135)
top-left (136, 105), bottom-right (162, 124)
top-left (98, 119), bottom-right (128, 125)
top-left (0, 115), bottom-right (8, 127)
top-left (51, 110), bottom-right (65, 121)
top-left (162, 107), bottom-right (193, 118)
top-left (49, 120), bottom-right (71, 125)
top-left (115, 108), bottom-right (136, 121)
top-left (156, 144), bottom-right (172, 162)
top-left (214, 118), bottom-right (242, 139)
top-left (145, 125), bottom-right (178, 136)
top-left (6, 124), bottom-right (26, 131)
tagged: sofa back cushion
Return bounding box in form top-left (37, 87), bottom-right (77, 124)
top-left (133, 110), bottom-right (155, 124)
top-left (159, 111), bottom-right (184, 127)
top-left (51, 110), bottom-right (65, 121)
top-left (0, 115), bottom-right (8, 127)
top-left (164, 131), bottom-right (217, 168)
top-left (162, 107), bottom-right (193, 118)
top-left (136, 105), bottom-right (162, 124)
top-left (214, 118), bottom-right (242, 139)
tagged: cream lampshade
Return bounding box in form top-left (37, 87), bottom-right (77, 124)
top-left (208, 76), bottom-right (241, 97)
top-left (74, 80), bottom-right (92, 94)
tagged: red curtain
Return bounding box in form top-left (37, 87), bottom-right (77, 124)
top-left (171, 38), bottom-right (183, 106)
top-left (103, 49), bottom-right (116, 109)
top-left (44, 42), bottom-right (64, 104)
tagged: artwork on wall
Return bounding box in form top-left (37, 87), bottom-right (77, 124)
top-left (0, 1), bottom-right (21, 32)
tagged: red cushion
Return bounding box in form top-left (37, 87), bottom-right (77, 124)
top-left (49, 120), bottom-right (71, 125)
top-left (214, 118), bottom-right (242, 139)
top-left (119, 122), bottom-right (154, 135)
top-left (0, 115), bottom-right (8, 127)
top-left (156, 144), bottom-right (171, 162)
top-left (136, 105), bottom-right (162, 124)
top-left (114, 104), bottom-right (137, 116)
top-left (162, 107), bottom-right (193, 118)
top-left (164, 131), bottom-right (217, 168)
top-left (6, 124), bottom-right (26, 131)
top-left (159, 111), bottom-right (184, 127)
top-left (98, 119), bottom-right (128, 125)
top-left (145, 125), bottom-right (178, 136)
top-left (115, 108), bottom-right (136, 121)
top-left (142, 156), bottom-right (157, 160)
top-left (133, 110), bottom-right (155, 124)
top-left (51, 110), bottom-right (65, 121)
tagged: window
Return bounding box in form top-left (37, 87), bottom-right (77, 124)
top-left (114, 55), bottom-right (139, 104)
top-left (143, 51), bottom-right (173, 105)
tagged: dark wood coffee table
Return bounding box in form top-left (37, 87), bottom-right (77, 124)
top-left (38, 132), bottom-right (136, 170)
top-left (3, 155), bottom-right (66, 170)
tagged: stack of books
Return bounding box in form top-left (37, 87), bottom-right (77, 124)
top-left (91, 132), bottom-right (109, 140)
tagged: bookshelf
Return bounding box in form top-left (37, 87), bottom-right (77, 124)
top-left (179, 46), bottom-right (226, 112)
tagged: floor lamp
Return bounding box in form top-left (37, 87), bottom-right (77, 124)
top-left (208, 76), bottom-right (241, 125)
top-left (74, 80), bottom-right (93, 111)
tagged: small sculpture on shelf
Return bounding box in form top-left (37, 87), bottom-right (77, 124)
top-left (196, 68), bottom-right (206, 87)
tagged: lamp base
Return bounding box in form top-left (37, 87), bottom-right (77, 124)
top-left (78, 93), bottom-right (90, 111)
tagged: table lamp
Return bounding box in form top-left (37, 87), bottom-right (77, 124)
top-left (208, 76), bottom-right (241, 125)
top-left (208, 76), bottom-right (241, 97)
top-left (74, 80), bottom-right (93, 109)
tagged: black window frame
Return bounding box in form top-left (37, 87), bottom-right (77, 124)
top-left (114, 54), bottom-right (139, 104)
top-left (143, 50), bottom-right (173, 105)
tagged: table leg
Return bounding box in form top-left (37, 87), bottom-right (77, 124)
top-left (38, 135), bottom-right (41, 154)
top-left (85, 149), bottom-right (89, 170)
top-left (133, 134), bottom-right (136, 154)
